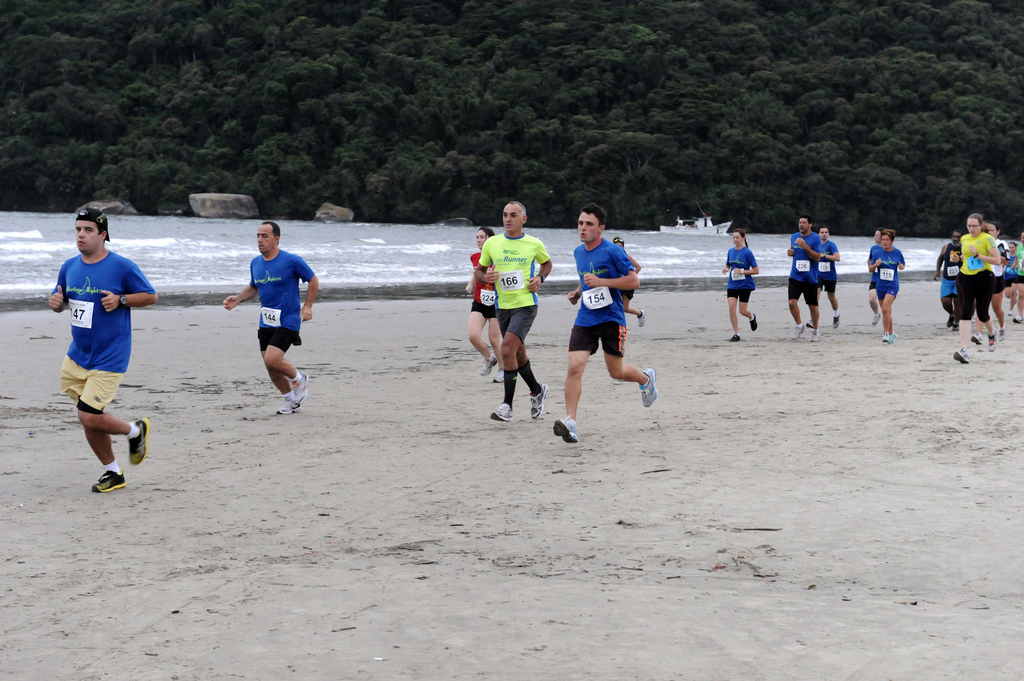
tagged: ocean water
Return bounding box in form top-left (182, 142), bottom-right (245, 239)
top-left (0, 211), bottom-right (952, 305)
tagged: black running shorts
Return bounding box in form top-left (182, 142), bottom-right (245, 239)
top-left (258, 327), bottom-right (302, 352)
top-left (471, 301), bottom-right (496, 319)
top-left (788, 278), bottom-right (819, 306)
top-left (568, 321), bottom-right (626, 357)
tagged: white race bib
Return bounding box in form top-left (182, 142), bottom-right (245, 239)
top-left (582, 286), bottom-right (612, 310)
top-left (498, 270), bottom-right (524, 291)
top-left (880, 268), bottom-right (895, 281)
top-left (480, 289), bottom-right (496, 306)
top-left (69, 299), bottom-right (94, 329)
top-left (261, 307), bottom-right (282, 327)
top-left (947, 265), bottom-right (959, 277)
top-left (818, 261), bottom-right (831, 273)
top-left (730, 268), bottom-right (745, 281)
top-left (795, 260), bottom-right (810, 272)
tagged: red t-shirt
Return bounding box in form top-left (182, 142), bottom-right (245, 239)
top-left (470, 252), bottom-right (495, 304)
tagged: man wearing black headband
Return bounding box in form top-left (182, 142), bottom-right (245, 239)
top-left (49, 209), bottom-right (158, 493)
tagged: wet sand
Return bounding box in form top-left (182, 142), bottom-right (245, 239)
top-left (2, 281), bottom-right (1023, 680)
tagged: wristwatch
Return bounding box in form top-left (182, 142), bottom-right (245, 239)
top-left (119, 295), bottom-right (128, 307)
top-left (539, 275), bottom-right (546, 283)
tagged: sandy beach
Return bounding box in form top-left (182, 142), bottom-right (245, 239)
top-left (3, 281), bottom-right (1023, 680)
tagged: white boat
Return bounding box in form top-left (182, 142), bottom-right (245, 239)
top-left (660, 215), bottom-right (732, 235)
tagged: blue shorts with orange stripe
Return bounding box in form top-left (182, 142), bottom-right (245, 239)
top-left (568, 322), bottom-right (626, 357)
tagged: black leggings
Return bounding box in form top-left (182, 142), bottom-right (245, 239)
top-left (957, 271), bottom-right (994, 322)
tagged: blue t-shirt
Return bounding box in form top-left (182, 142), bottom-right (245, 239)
top-left (789, 231), bottom-right (821, 283)
top-left (869, 244), bottom-right (884, 283)
top-left (573, 239), bottom-right (635, 327)
top-left (817, 240), bottom-right (839, 281)
top-left (725, 247), bottom-right (757, 291)
top-left (1005, 255), bottom-right (1017, 280)
top-left (875, 247), bottom-right (905, 288)
top-left (54, 252), bottom-right (156, 373)
top-left (249, 250), bottom-right (316, 330)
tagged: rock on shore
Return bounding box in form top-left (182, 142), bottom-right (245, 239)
top-left (189, 193), bottom-right (259, 219)
top-left (314, 203), bottom-right (355, 222)
top-left (76, 198), bottom-right (139, 216)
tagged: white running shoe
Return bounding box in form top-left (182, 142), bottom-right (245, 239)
top-left (832, 314), bottom-right (840, 329)
top-left (640, 368), bottom-right (658, 407)
top-left (291, 372), bottom-right (309, 405)
top-left (971, 332), bottom-right (983, 345)
top-left (999, 327), bottom-right (1006, 341)
top-left (954, 348), bottom-right (970, 364)
top-left (872, 313), bottom-right (881, 326)
top-left (277, 397), bottom-right (302, 415)
top-left (988, 334), bottom-right (998, 352)
top-left (493, 369), bottom-right (505, 384)
top-left (481, 355), bottom-right (498, 376)
top-left (794, 324), bottom-right (805, 340)
top-left (530, 384), bottom-right (549, 420)
top-left (491, 403), bottom-right (513, 422)
top-left (553, 417), bottom-right (579, 444)
top-left (882, 332), bottom-right (891, 343)
top-left (810, 329), bottom-right (821, 342)
top-left (637, 310), bottom-right (646, 327)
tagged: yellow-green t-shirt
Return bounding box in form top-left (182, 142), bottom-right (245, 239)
top-left (478, 233), bottom-right (551, 309)
top-left (959, 233), bottom-right (996, 275)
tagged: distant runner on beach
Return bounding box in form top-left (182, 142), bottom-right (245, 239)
top-left (475, 201), bottom-right (552, 422)
top-left (868, 229), bottom-right (883, 326)
top-left (869, 229), bottom-right (905, 344)
top-left (612, 237), bottom-right (646, 327)
top-left (467, 227), bottom-right (504, 381)
top-left (722, 228), bottom-right (758, 342)
top-left (934, 229), bottom-right (962, 331)
top-left (554, 204), bottom-right (657, 444)
top-left (817, 226), bottom-right (840, 328)
top-left (223, 221), bottom-right (318, 415)
top-left (49, 208), bottom-right (157, 493)
top-left (786, 214), bottom-right (822, 341)
top-left (953, 213), bottom-right (1000, 363)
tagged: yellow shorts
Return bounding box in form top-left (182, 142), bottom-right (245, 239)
top-left (60, 356), bottom-right (124, 412)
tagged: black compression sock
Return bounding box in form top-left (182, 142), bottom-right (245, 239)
top-left (503, 370), bottom-right (518, 405)
top-left (518, 360), bottom-right (542, 394)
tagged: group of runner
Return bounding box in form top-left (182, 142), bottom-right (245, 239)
top-left (468, 201), bottom-right (658, 444)
top-left (720, 213), bottom-right (1021, 360)
top-left (51, 210), bottom-right (319, 492)
top-left (50, 204), bottom-right (1018, 492)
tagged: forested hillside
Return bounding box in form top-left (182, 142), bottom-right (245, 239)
top-left (2, 0), bottom-right (1024, 233)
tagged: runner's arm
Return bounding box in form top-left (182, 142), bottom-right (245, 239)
top-left (303, 275), bottom-right (319, 309)
top-left (49, 285), bottom-right (67, 312)
top-left (582, 270), bottom-right (639, 291)
top-left (474, 265), bottom-right (498, 284)
top-left (124, 292), bottom-right (158, 308)
top-left (802, 243), bottom-right (822, 261)
top-left (627, 254), bottom-right (641, 273)
top-left (528, 260), bottom-right (553, 292)
top-left (223, 285), bottom-right (258, 310)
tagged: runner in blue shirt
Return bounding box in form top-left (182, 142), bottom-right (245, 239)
top-left (869, 229), bottom-right (905, 343)
top-left (553, 203), bottom-right (658, 445)
top-left (224, 221), bottom-right (319, 415)
top-left (933, 229), bottom-right (962, 331)
top-left (786, 214), bottom-right (823, 341)
top-left (722, 229), bottom-right (758, 342)
top-left (48, 208), bottom-right (158, 493)
top-left (868, 229), bottom-right (883, 326)
top-left (817, 226), bottom-right (841, 328)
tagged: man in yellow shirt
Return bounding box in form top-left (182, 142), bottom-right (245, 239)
top-left (475, 201), bottom-right (553, 421)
